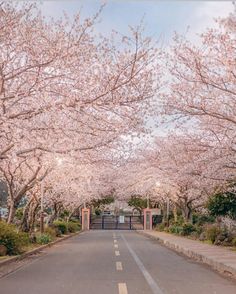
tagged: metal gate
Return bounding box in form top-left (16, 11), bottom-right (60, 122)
top-left (90, 215), bottom-right (144, 230)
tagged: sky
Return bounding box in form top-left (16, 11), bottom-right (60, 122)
top-left (40, 0), bottom-right (234, 44)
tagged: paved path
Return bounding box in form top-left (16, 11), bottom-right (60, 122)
top-left (0, 230), bottom-right (236, 294)
top-left (140, 230), bottom-right (236, 279)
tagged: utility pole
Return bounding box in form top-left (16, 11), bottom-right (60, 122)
top-left (147, 193), bottom-right (150, 209)
top-left (166, 198), bottom-right (170, 227)
top-left (40, 180), bottom-right (44, 234)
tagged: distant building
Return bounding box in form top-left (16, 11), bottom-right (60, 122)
top-left (105, 200), bottom-right (133, 215)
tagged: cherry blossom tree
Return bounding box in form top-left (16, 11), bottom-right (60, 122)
top-left (159, 12), bottom-right (236, 182)
top-left (0, 2), bottom-right (160, 224)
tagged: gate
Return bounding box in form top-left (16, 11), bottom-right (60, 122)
top-left (90, 215), bottom-right (144, 230)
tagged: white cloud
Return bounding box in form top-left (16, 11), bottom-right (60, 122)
top-left (195, 1), bottom-right (232, 27)
top-left (187, 1), bottom-right (234, 43)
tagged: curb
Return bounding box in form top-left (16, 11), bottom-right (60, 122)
top-left (138, 230), bottom-right (236, 280)
top-left (0, 231), bottom-right (82, 267)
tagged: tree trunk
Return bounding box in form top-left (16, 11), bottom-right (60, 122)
top-left (173, 204), bottom-right (178, 223)
top-left (48, 213), bottom-right (57, 226)
top-left (28, 201), bottom-right (39, 233)
top-left (7, 202), bottom-right (17, 224)
top-left (48, 202), bottom-right (62, 226)
top-left (160, 203), bottom-right (167, 224)
top-left (20, 199), bottom-right (33, 232)
top-left (182, 204), bottom-right (193, 223)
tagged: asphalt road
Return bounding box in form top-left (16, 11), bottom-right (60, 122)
top-left (1, 230), bottom-right (236, 294)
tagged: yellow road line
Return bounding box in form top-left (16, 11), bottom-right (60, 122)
top-left (116, 261), bottom-right (123, 271)
top-left (118, 283), bottom-right (128, 294)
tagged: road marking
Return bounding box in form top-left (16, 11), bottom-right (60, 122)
top-left (116, 261), bottom-right (123, 271)
top-left (114, 244), bottom-right (118, 248)
top-left (121, 234), bottom-right (163, 294)
top-left (114, 239), bottom-right (117, 243)
top-left (115, 250), bottom-right (120, 256)
top-left (118, 283), bottom-right (128, 294)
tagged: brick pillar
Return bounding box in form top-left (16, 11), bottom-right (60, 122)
top-left (143, 208), bottom-right (153, 230)
top-left (82, 208), bottom-right (90, 231)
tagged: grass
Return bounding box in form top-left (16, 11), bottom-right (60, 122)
top-left (0, 256), bottom-right (9, 260)
top-left (21, 243), bottom-right (42, 252)
top-left (202, 240), bottom-right (213, 245)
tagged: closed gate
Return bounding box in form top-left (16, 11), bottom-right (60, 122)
top-left (90, 215), bottom-right (144, 230)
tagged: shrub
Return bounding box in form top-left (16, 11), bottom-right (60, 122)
top-left (199, 232), bottom-right (207, 241)
top-left (169, 215), bottom-right (184, 226)
top-left (164, 226), bottom-right (170, 232)
top-left (207, 192), bottom-right (236, 220)
top-left (59, 210), bottom-right (69, 220)
top-left (15, 208), bottom-right (24, 221)
top-left (182, 223), bottom-right (195, 236)
top-left (193, 213), bottom-right (215, 226)
top-left (176, 215), bottom-right (184, 226)
top-left (36, 233), bottom-right (51, 245)
top-left (155, 223), bottom-right (165, 232)
top-left (53, 221), bottom-right (68, 234)
top-left (205, 225), bottom-right (221, 243)
top-left (44, 227), bottom-right (57, 240)
top-left (67, 221), bottom-right (81, 233)
top-left (214, 229), bottom-right (234, 246)
top-left (0, 244), bottom-right (7, 256)
top-left (232, 237), bottom-right (236, 247)
top-left (0, 221), bottom-right (29, 255)
top-left (194, 225), bottom-right (203, 236)
top-left (169, 225), bottom-right (183, 235)
top-left (95, 208), bottom-right (101, 216)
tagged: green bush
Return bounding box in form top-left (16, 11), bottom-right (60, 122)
top-left (175, 215), bottom-right (184, 226)
top-left (232, 237), bottom-right (236, 247)
top-left (15, 208), bottom-right (24, 221)
top-left (207, 191), bottom-right (236, 219)
top-left (44, 227), bottom-right (57, 240)
top-left (169, 215), bottom-right (184, 226)
top-left (95, 208), bottom-right (101, 216)
top-left (59, 210), bottom-right (70, 220)
top-left (169, 225), bottom-right (183, 235)
top-left (194, 225), bottom-right (203, 236)
top-left (67, 222), bottom-right (81, 233)
top-left (182, 223), bottom-right (195, 236)
top-left (53, 221), bottom-right (68, 234)
top-left (205, 225), bottom-right (221, 243)
top-left (0, 221), bottom-right (29, 255)
top-left (193, 213), bottom-right (215, 226)
top-left (155, 223), bottom-right (165, 232)
top-left (36, 233), bottom-right (51, 245)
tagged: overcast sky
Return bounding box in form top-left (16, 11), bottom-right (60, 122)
top-left (40, 0), bottom-right (234, 44)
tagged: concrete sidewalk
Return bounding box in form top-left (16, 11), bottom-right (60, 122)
top-left (139, 230), bottom-right (236, 280)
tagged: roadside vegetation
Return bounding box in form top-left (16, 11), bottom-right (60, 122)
top-left (0, 215), bottom-right (81, 257)
top-left (155, 190), bottom-right (236, 248)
